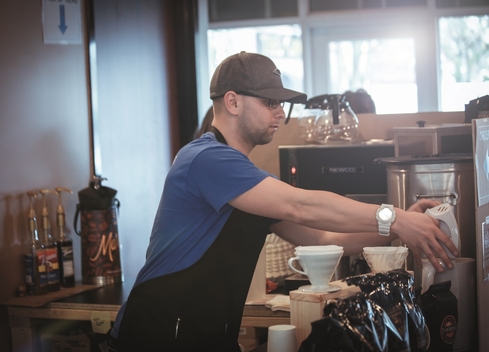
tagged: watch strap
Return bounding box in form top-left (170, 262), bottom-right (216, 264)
top-left (376, 204), bottom-right (396, 237)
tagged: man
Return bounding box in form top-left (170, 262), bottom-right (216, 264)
top-left (110, 52), bottom-right (457, 351)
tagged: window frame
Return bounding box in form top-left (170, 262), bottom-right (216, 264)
top-left (196, 0), bottom-right (489, 119)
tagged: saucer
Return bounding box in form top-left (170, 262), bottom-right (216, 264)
top-left (298, 284), bottom-right (342, 293)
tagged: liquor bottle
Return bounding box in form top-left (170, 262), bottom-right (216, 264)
top-left (55, 187), bottom-right (75, 287)
top-left (39, 189), bottom-right (60, 292)
top-left (24, 191), bottom-right (48, 295)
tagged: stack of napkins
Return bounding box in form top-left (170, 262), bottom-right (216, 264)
top-left (265, 294), bottom-right (290, 312)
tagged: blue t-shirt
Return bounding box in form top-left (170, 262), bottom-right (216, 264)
top-left (112, 132), bottom-right (273, 338)
top-left (134, 131), bottom-right (273, 284)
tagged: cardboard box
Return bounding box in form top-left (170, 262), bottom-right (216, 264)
top-left (238, 337), bottom-right (260, 351)
top-left (239, 326), bottom-right (267, 339)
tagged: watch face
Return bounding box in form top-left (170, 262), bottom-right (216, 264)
top-left (379, 208), bottom-right (393, 221)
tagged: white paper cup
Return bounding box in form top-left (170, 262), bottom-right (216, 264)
top-left (267, 325), bottom-right (297, 352)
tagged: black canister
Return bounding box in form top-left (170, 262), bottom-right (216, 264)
top-left (74, 176), bottom-right (122, 285)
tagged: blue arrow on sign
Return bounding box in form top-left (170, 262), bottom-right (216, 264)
top-left (58, 5), bottom-right (67, 34)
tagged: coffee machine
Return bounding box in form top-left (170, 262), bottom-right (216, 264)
top-left (279, 141), bottom-right (395, 278)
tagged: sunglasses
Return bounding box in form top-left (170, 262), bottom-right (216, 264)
top-left (237, 92), bottom-right (285, 109)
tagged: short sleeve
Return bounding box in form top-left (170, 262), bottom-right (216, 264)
top-left (187, 146), bottom-right (272, 212)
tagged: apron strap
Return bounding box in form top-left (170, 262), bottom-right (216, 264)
top-left (209, 126), bottom-right (227, 145)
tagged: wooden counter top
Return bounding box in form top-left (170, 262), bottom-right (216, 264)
top-left (6, 279), bottom-right (290, 351)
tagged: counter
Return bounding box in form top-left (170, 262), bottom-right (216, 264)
top-left (5, 279), bottom-right (289, 352)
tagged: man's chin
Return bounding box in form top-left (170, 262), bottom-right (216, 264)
top-left (258, 134), bottom-right (275, 146)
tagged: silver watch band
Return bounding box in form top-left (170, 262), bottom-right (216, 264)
top-left (376, 204), bottom-right (396, 237)
top-left (378, 222), bottom-right (391, 236)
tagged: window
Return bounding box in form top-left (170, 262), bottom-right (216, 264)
top-left (206, 25), bottom-right (304, 116)
top-left (328, 39), bottom-right (417, 114)
top-left (207, 25), bottom-right (303, 92)
top-left (439, 15), bottom-right (489, 112)
top-left (197, 0), bottom-right (489, 118)
top-left (310, 21), bottom-right (428, 114)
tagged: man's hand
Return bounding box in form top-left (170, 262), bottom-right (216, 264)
top-left (395, 199), bottom-right (458, 272)
top-left (406, 199), bottom-right (441, 213)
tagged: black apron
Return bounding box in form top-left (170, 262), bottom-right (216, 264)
top-left (117, 128), bottom-right (272, 351)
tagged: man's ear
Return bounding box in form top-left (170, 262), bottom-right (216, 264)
top-left (223, 91), bottom-right (240, 114)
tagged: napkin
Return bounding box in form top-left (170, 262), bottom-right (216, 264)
top-left (266, 294), bottom-right (290, 312)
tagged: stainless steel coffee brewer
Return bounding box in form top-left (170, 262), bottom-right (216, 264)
top-left (376, 155), bottom-right (477, 352)
top-left (376, 154), bottom-right (476, 259)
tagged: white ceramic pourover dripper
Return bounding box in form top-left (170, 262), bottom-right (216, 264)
top-left (363, 246), bottom-right (409, 273)
top-left (421, 203), bottom-right (460, 294)
top-left (288, 245), bottom-right (344, 293)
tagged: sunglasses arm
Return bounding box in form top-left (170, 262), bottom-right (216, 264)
top-left (284, 103), bottom-right (294, 124)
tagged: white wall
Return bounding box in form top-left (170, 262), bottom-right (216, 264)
top-left (0, 1), bottom-right (177, 350)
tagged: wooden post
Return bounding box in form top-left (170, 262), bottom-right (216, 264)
top-left (289, 280), bottom-right (360, 345)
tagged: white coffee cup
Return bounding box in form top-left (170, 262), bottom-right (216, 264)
top-left (288, 245), bottom-right (344, 292)
top-left (267, 324), bottom-right (297, 352)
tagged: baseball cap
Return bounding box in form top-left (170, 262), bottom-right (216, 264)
top-left (209, 51), bottom-right (307, 104)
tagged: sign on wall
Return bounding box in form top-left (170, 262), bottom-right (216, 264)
top-left (42, 0), bottom-right (82, 45)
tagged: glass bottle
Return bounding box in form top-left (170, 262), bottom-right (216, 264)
top-left (55, 187), bottom-right (75, 287)
top-left (39, 189), bottom-right (60, 292)
top-left (24, 191), bottom-right (48, 295)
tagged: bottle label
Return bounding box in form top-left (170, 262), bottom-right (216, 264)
top-left (45, 247), bottom-right (60, 284)
top-left (61, 245), bottom-right (74, 277)
top-left (36, 249), bottom-right (48, 286)
top-left (24, 254), bottom-right (34, 284)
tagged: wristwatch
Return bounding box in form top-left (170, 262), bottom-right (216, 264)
top-left (376, 204), bottom-right (396, 236)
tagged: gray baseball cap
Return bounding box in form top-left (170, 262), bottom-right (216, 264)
top-left (209, 51), bottom-right (307, 104)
